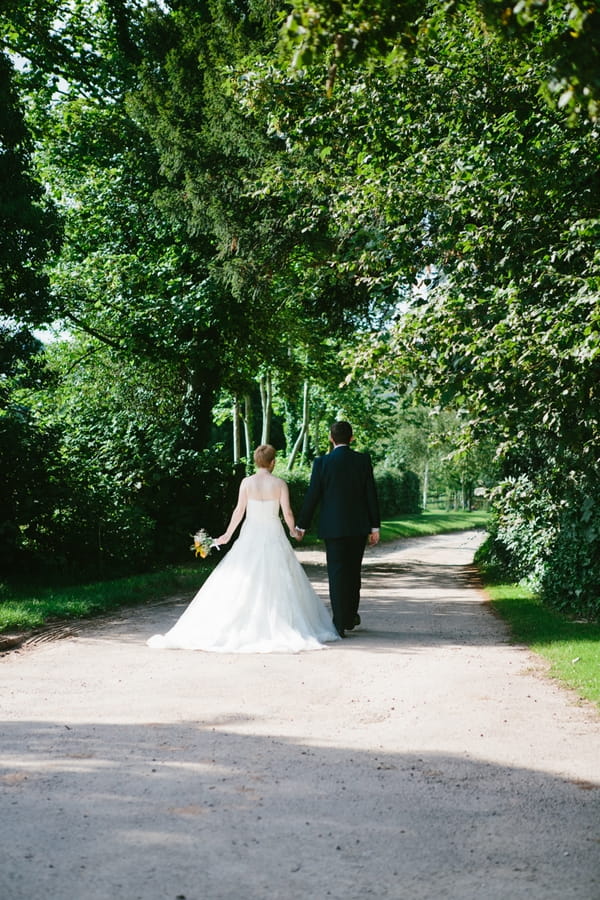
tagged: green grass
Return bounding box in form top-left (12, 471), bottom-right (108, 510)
top-left (379, 508), bottom-right (489, 541)
top-left (0, 565), bottom-right (214, 634)
top-left (482, 576), bottom-right (600, 708)
top-left (301, 508), bottom-right (489, 545)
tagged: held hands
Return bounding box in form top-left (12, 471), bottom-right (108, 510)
top-left (291, 527), bottom-right (304, 541)
top-left (368, 530), bottom-right (380, 546)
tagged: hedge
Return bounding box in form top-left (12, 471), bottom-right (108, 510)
top-left (284, 464), bottom-right (420, 522)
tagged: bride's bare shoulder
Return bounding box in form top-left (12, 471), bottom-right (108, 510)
top-left (238, 475), bottom-right (255, 494)
top-left (275, 476), bottom-right (291, 494)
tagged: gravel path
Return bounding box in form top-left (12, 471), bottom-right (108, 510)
top-left (1, 530), bottom-right (598, 900)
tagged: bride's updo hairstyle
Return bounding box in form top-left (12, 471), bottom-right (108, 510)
top-left (254, 444), bottom-right (276, 469)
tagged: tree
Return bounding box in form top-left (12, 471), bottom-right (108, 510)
top-left (282, 0), bottom-right (600, 120)
top-left (0, 322), bottom-right (65, 572)
top-left (0, 41), bottom-right (63, 573)
top-left (22, 333), bottom-right (242, 575)
top-left (339, 13), bottom-right (600, 613)
top-left (0, 49), bottom-right (60, 323)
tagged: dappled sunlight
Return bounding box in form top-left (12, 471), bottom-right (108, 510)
top-left (299, 536), bottom-right (501, 654)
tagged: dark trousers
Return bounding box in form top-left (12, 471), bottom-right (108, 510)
top-left (324, 535), bottom-right (367, 634)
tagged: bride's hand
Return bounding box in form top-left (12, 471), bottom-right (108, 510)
top-left (215, 534), bottom-right (229, 546)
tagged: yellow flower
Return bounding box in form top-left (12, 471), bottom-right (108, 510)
top-left (191, 528), bottom-right (214, 559)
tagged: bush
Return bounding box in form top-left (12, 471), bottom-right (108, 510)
top-left (283, 467), bottom-right (312, 514)
top-left (374, 466), bottom-right (421, 517)
top-left (0, 406), bottom-right (65, 574)
top-left (540, 496), bottom-right (600, 619)
top-left (478, 474), bottom-right (600, 620)
top-left (5, 437), bottom-right (245, 580)
top-left (282, 463), bottom-right (421, 521)
top-left (147, 448), bottom-right (244, 565)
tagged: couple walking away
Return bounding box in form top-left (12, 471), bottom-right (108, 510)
top-left (148, 421), bottom-right (380, 653)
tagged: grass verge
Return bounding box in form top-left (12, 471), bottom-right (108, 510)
top-left (0, 565), bottom-right (215, 635)
top-left (379, 508), bottom-right (489, 541)
top-left (482, 575), bottom-right (600, 708)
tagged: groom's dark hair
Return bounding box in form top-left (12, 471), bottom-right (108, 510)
top-left (330, 421), bottom-right (353, 445)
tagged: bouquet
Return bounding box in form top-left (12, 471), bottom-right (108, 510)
top-left (190, 528), bottom-right (219, 559)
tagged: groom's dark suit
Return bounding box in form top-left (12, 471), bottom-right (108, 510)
top-left (297, 445), bottom-right (380, 636)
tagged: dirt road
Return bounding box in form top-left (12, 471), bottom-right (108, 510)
top-left (1, 531), bottom-right (598, 899)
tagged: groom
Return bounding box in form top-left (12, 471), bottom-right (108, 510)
top-left (296, 421), bottom-right (380, 638)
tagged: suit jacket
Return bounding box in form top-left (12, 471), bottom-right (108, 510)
top-left (297, 445), bottom-right (380, 539)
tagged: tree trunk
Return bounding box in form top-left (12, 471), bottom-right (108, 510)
top-left (259, 373), bottom-right (272, 444)
top-left (232, 397), bottom-right (241, 464)
top-left (301, 427), bottom-right (309, 464)
top-left (242, 394), bottom-right (253, 461)
top-left (312, 411), bottom-right (321, 456)
top-left (180, 354), bottom-right (221, 452)
top-left (287, 381), bottom-right (310, 471)
top-left (422, 458), bottom-right (429, 509)
top-left (181, 371), bottom-right (217, 452)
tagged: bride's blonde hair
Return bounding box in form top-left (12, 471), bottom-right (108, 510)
top-left (254, 444), bottom-right (276, 468)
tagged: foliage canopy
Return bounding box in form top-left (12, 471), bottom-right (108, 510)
top-left (0, 0), bottom-right (598, 613)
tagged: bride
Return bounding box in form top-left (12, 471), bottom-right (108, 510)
top-left (147, 444), bottom-right (340, 652)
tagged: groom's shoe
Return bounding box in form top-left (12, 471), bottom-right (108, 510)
top-left (346, 614), bottom-right (361, 631)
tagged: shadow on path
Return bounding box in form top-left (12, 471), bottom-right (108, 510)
top-left (1, 719), bottom-right (599, 900)
top-left (2, 530), bottom-right (599, 900)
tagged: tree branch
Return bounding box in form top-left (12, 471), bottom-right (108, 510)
top-left (62, 311), bottom-right (123, 351)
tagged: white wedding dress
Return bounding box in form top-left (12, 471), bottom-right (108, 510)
top-left (147, 498), bottom-right (340, 653)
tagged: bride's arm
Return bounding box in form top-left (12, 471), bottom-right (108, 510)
top-left (215, 479), bottom-right (248, 545)
top-left (279, 481), bottom-right (299, 539)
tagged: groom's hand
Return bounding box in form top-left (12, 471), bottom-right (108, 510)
top-left (368, 529), bottom-right (380, 546)
top-left (295, 527), bottom-right (305, 542)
